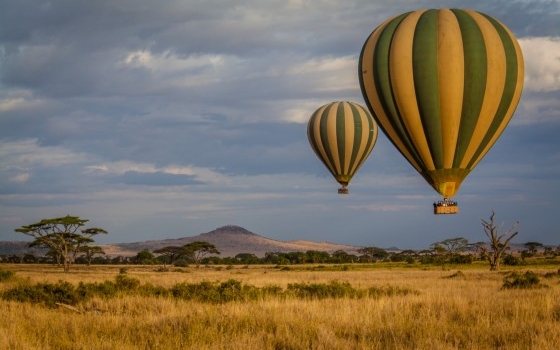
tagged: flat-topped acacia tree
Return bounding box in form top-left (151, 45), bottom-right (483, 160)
top-left (154, 241), bottom-right (220, 268)
top-left (14, 215), bottom-right (107, 272)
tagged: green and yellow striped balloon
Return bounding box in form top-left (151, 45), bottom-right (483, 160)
top-left (307, 101), bottom-right (378, 194)
top-left (359, 8), bottom-right (524, 198)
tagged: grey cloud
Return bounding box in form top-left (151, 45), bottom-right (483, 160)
top-left (2, 0), bottom-right (560, 247)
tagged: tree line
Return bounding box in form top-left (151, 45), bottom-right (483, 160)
top-left (5, 212), bottom-right (560, 271)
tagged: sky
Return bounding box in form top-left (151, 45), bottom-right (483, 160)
top-left (1, 0), bottom-right (559, 250)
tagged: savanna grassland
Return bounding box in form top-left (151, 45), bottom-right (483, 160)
top-left (1, 262), bottom-right (560, 350)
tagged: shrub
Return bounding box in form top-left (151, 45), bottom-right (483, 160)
top-left (443, 271), bottom-right (465, 279)
top-left (449, 254), bottom-right (473, 264)
top-left (172, 259), bottom-right (189, 267)
top-left (502, 271), bottom-right (545, 289)
top-left (76, 280), bottom-right (118, 299)
top-left (287, 281), bottom-right (359, 299)
top-left (115, 273), bottom-right (140, 291)
top-left (171, 281), bottom-right (221, 303)
top-left (0, 269), bottom-right (15, 282)
top-left (2, 280), bottom-right (80, 307)
top-left (139, 283), bottom-right (170, 297)
top-left (367, 285), bottom-right (419, 298)
top-left (503, 254), bottom-right (521, 266)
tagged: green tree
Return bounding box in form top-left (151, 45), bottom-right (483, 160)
top-left (234, 253), bottom-right (260, 264)
top-left (184, 241), bottom-right (220, 267)
top-left (478, 211), bottom-right (519, 271)
top-left (357, 246), bottom-right (388, 262)
top-left (134, 249), bottom-right (157, 265)
top-left (154, 241), bottom-right (220, 268)
top-left (331, 250), bottom-right (354, 263)
top-left (153, 246), bottom-right (187, 267)
top-left (14, 215), bottom-right (108, 272)
top-left (438, 237), bottom-right (469, 253)
top-left (305, 250), bottom-right (331, 263)
top-left (523, 241), bottom-right (543, 256)
top-left (78, 245), bottom-right (106, 266)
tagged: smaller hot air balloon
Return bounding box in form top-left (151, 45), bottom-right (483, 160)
top-left (307, 101), bottom-right (378, 194)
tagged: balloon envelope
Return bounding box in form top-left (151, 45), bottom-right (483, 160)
top-left (359, 8), bottom-right (524, 198)
top-left (307, 101), bottom-right (378, 193)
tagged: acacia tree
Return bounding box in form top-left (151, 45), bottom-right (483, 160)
top-left (185, 241), bottom-right (220, 267)
top-left (14, 215), bottom-right (108, 272)
top-left (524, 241), bottom-right (543, 256)
top-left (154, 241), bottom-right (220, 267)
top-left (437, 237), bottom-right (469, 253)
top-left (357, 246), bottom-right (388, 262)
top-left (478, 211), bottom-right (519, 271)
top-left (153, 246), bottom-right (189, 267)
top-left (78, 245), bottom-right (106, 266)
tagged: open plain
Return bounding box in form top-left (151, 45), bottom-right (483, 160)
top-left (1, 262), bottom-right (560, 350)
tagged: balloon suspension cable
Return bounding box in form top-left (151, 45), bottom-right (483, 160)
top-left (433, 197), bottom-right (459, 214)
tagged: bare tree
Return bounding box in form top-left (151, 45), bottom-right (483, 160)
top-left (478, 211), bottom-right (519, 271)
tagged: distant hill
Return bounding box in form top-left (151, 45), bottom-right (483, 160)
top-left (0, 225), bottom-right (363, 258)
top-left (103, 225), bottom-right (363, 257)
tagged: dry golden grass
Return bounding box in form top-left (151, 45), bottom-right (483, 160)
top-left (1, 263), bottom-right (560, 349)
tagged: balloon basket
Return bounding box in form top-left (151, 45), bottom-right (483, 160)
top-left (338, 187), bottom-right (349, 195)
top-left (433, 198), bottom-right (458, 215)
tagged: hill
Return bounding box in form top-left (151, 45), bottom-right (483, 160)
top-left (102, 225), bottom-right (362, 257)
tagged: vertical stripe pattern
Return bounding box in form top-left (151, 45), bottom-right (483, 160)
top-left (307, 101), bottom-right (378, 189)
top-left (359, 8), bottom-right (524, 198)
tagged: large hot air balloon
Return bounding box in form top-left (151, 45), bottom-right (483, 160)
top-left (307, 101), bottom-right (378, 194)
top-left (359, 8), bottom-right (524, 214)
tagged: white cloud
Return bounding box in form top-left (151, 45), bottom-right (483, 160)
top-left (9, 173), bottom-right (30, 184)
top-left (121, 50), bottom-right (227, 73)
top-left (84, 161), bottom-right (225, 184)
top-left (0, 139), bottom-right (87, 167)
top-left (0, 89), bottom-right (45, 112)
top-left (519, 37), bottom-right (560, 92)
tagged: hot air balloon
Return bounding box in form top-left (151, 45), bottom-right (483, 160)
top-left (359, 8), bottom-right (524, 214)
top-left (307, 101), bottom-right (378, 194)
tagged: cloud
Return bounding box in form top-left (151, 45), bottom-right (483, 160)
top-left (519, 37), bottom-right (560, 92)
top-left (9, 173), bottom-right (30, 184)
top-left (2, 0), bottom-right (560, 248)
top-left (0, 139), bottom-right (87, 167)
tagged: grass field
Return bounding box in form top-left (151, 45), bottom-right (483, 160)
top-left (1, 262), bottom-right (559, 349)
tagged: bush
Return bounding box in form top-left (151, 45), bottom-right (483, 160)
top-left (287, 281), bottom-right (359, 299)
top-left (502, 271), bottom-right (545, 289)
top-left (115, 273), bottom-right (140, 291)
top-left (3, 280), bottom-right (80, 307)
top-left (443, 271), bottom-right (465, 279)
top-left (0, 269), bottom-right (15, 282)
top-left (139, 283), bottom-right (170, 297)
top-left (76, 280), bottom-right (118, 299)
top-left (171, 281), bottom-right (221, 303)
top-left (449, 254), bottom-right (473, 264)
top-left (172, 259), bottom-right (189, 267)
top-left (367, 285), bottom-right (420, 298)
top-left (503, 254), bottom-right (521, 266)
